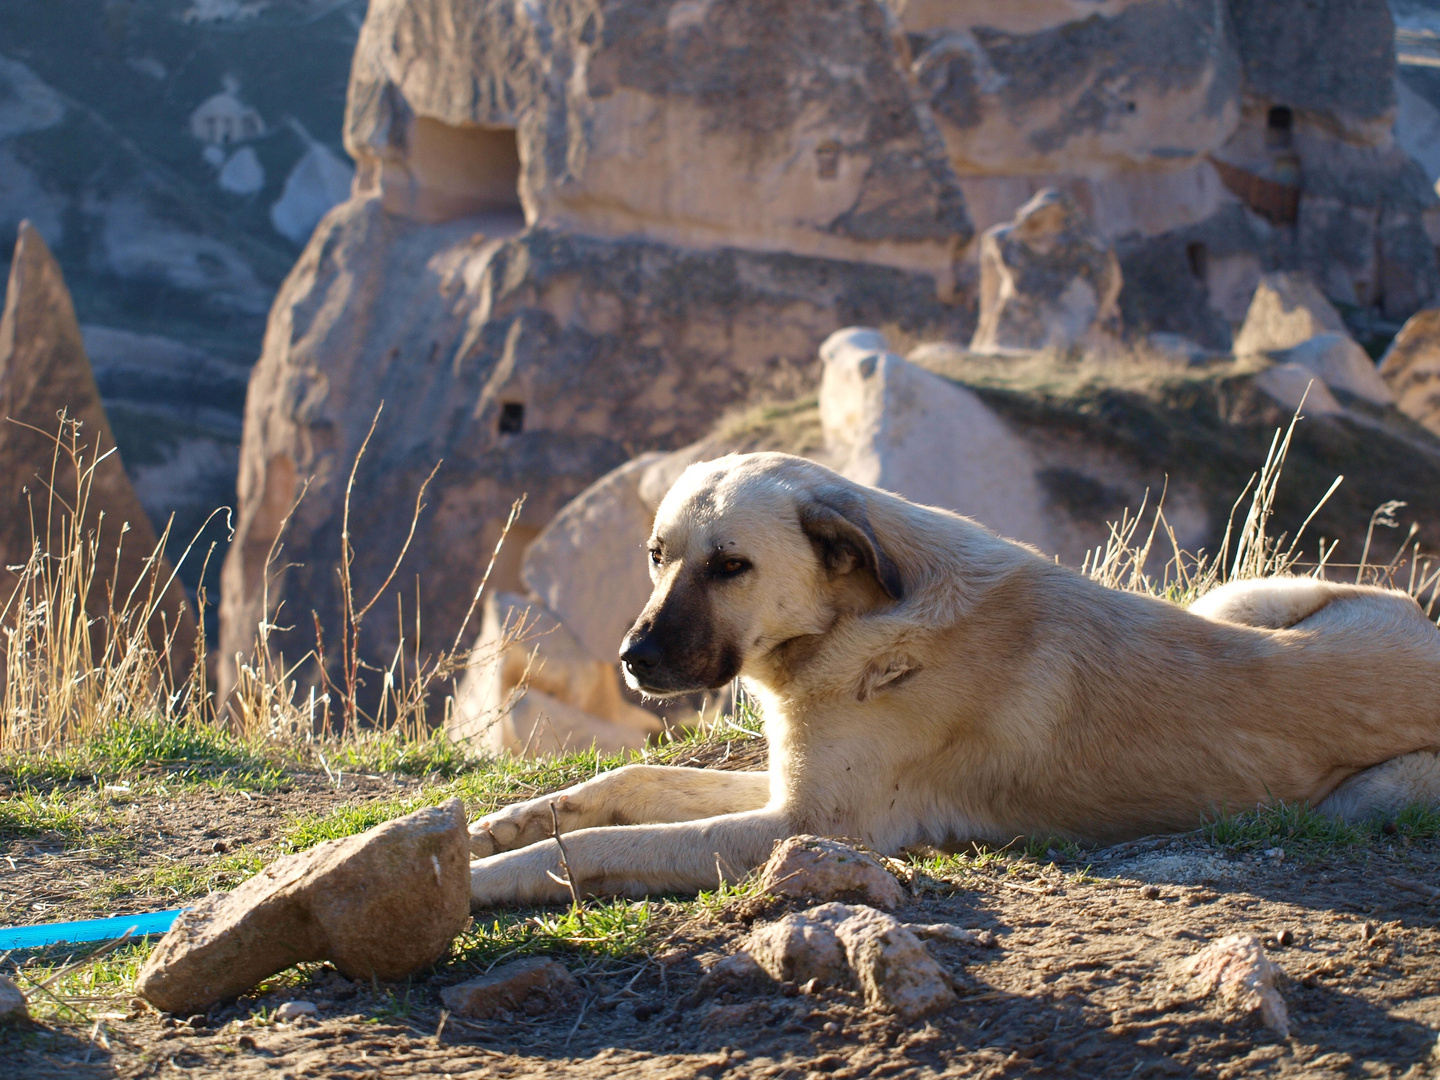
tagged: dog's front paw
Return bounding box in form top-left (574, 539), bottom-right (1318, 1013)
top-left (468, 793), bottom-right (580, 858)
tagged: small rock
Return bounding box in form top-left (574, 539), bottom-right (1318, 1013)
top-left (1274, 929), bottom-right (1294, 947)
top-left (700, 1001), bottom-right (766, 1029)
top-left (743, 902), bottom-right (955, 1021)
top-left (756, 835), bottom-right (906, 909)
top-left (1139, 884), bottom-right (1161, 900)
top-left (135, 799), bottom-right (470, 1015)
top-left (274, 1000), bottom-right (317, 1021)
top-left (1181, 934), bottom-right (1288, 1037)
top-left (211, 840), bottom-right (229, 854)
top-left (903, 923), bottom-right (996, 947)
top-left (0, 975), bottom-right (29, 1025)
top-left (439, 958), bottom-right (579, 1019)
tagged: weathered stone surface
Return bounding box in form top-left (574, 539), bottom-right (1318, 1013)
top-left (348, 0), bottom-right (971, 276)
top-left (821, 327), bottom-right (1054, 552)
top-left (439, 958), bottom-right (578, 1020)
top-left (1380, 308), bottom-right (1440, 437)
top-left (1181, 933), bottom-right (1289, 1036)
top-left (274, 1000), bottom-right (318, 1021)
top-left (136, 800), bottom-right (469, 1015)
top-left (756, 835), bottom-right (907, 910)
top-left (970, 190), bottom-right (1122, 355)
top-left (0, 222), bottom-right (196, 672)
top-left (1273, 334), bottom-right (1392, 407)
top-left (1232, 272), bottom-right (1348, 355)
top-left (1253, 362), bottom-right (1345, 418)
top-left (0, 975), bottom-right (27, 1025)
top-left (448, 590), bottom-right (660, 756)
top-left (521, 453), bottom-right (664, 666)
top-left (744, 902), bottom-right (955, 1021)
top-left (904, 0), bottom-right (1240, 177)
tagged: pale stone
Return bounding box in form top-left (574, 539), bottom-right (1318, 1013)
top-left (270, 139), bottom-right (354, 245)
top-left (1181, 933), bottom-right (1289, 1037)
top-left (1253, 362), bottom-right (1345, 418)
top-left (820, 327), bottom-right (1054, 552)
top-left (1232, 272), bottom-right (1348, 355)
top-left (756, 835), bottom-right (907, 910)
top-left (1380, 308), bottom-right (1440, 436)
top-left (521, 452), bottom-right (665, 665)
top-left (1273, 333), bottom-right (1393, 406)
top-left (135, 800), bottom-right (470, 1015)
top-left (743, 902), bottom-right (955, 1021)
top-left (440, 958), bottom-right (578, 1019)
top-left (0, 975), bottom-right (27, 1025)
top-left (448, 590), bottom-right (660, 757)
top-left (274, 1000), bottom-right (317, 1020)
top-left (970, 190), bottom-right (1122, 356)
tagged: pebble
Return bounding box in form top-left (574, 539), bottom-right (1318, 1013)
top-left (275, 1000), bottom-right (318, 1021)
top-left (1181, 933), bottom-right (1288, 1037)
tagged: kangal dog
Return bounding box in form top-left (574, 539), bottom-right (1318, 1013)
top-left (467, 453), bottom-right (1440, 906)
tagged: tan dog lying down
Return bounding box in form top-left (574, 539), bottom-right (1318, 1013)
top-left (467, 453), bottom-right (1440, 906)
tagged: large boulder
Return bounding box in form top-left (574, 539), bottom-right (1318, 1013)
top-left (969, 190), bottom-right (1122, 355)
top-left (822, 327), bottom-right (1053, 551)
top-left (1380, 308), bottom-right (1440, 437)
top-left (1232, 272), bottom-right (1348, 355)
top-left (449, 590), bottom-right (660, 756)
top-left (0, 223), bottom-right (195, 672)
top-left (219, 0), bottom-right (978, 708)
top-left (136, 799), bottom-right (470, 1015)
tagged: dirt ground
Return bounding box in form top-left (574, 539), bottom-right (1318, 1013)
top-left (4, 760), bottom-right (1440, 1079)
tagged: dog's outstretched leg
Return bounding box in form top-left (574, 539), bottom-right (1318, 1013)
top-left (1317, 751), bottom-right (1440, 822)
top-left (468, 765), bottom-right (772, 857)
top-left (470, 808), bottom-right (790, 907)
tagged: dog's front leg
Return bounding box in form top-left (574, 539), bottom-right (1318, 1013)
top-left (469, 808), bottom-right (790, 907)
top-left (469, 765), bottom-right (771, 857)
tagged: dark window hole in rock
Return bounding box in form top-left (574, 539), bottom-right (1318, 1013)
top-left (1186, 241), bottom-right (1208, 282)
top-left (498, 402), bottom-right (525, 435)
top-left (816, 140), bottom-right (841, 180)
top-left (1266, 106), bottom-right (1293, 148)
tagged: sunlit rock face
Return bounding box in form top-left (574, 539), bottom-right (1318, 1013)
top-left (219, 0), bottom-right (979, 706)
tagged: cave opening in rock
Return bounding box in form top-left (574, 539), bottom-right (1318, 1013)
top-left (498, 401), bottom-right (525, 435)
top-left (1266, 106), bottom-right (1293, 149)
top-left (401, 118), bottom-right (525, 229)
top-left (1186, 241), bottom-right (1208, 282)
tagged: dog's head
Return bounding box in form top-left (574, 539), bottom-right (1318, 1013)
top-left (619, 453), bottom-right (904, 697)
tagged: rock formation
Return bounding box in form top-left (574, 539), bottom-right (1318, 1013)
top-left (1233, 272), bottom-right (1349, 355)
top-left (969, 190), bottom-right (1122, 355)
top-left (0, 223), bottom-right (195, 671)
top-left (219, 0), bottom-right (977, 709)
top-left (1380, 308), bottom-right (1440, 437)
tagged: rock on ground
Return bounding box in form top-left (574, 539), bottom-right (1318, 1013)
top-left (756, 835), bottom-right (907, 910)
top-left (969, 189), bottom-right (1122, 355)
top-left (1273, 333), bottom-right (1393, 406)
top-left (0, 222), bottom-right (195, 674)
top-left (448, 590), bottom-right (660, 756)
top-left (136, 799), bottom-right (470, 1015)
top-left (0, 975), bottom-right (27, 1025)
top-left (1380, 308), bottom-right (1440, 436)
top-left (820, 327), bottom-right (1054, 553)
top-left (1253, 362), bottom-right (1345, 417)
top-left (1181, 933), bottom-right (1289, 1037)
top-left (1232, 272), bottom-right (1349, 355)
top-left (743, 902), bottom-right (956, 1021)
top-left (440, 958), bottom-right (579, 1019)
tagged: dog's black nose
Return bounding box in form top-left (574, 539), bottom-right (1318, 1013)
top-left (620, 635), bottom-right (662, 674)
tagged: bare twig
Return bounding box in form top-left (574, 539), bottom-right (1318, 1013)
top-left (549, 801), bottom-right (583, 910)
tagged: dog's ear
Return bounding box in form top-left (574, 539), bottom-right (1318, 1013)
top-left (798, 488), bottom-right (904, 601)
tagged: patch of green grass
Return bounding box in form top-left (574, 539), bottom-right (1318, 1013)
top-left (2, 716), bottom-right (287, 791)
top-left (318, 729), bottom-right (477, 779)
top-left (110, 850), bottom-right (267, 902)
top-left (9, 939), bottom-right (156, 1022)
top-left (1390, 802), bottom-right (1440, 840)
top-left (0, 788), bottom-right (111, 840)
top-left (1203, 801), bottom-right (1369, 853)
top-left (453, 898), bottom-right (656, 971)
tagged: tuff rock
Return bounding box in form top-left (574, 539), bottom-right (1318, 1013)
top-left (1380, 308), bottom-right (1440, 437)
top-left (1272, 333), bottom-right (1393, 407)
top-left (970, 190), bottom-right (1123, 355)
top-left (756, 835), bottom-right (907, 910)
top-left (1232, 272), bottom-right (1350, 355)
top-left (1181, 933), bottom-right (1289, 1037)
top-left (135, 799), bottom-right (469, 1015)
top-left (0, 222), bottom-right (195, 673)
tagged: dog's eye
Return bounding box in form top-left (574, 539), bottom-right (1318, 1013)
top-left (716, 557), bottom-right (750, 578)
top-left (649, 548), bottom-right (663, 567)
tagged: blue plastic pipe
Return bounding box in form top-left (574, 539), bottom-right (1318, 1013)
top-left (0, 909), bottom-right (184, 950)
